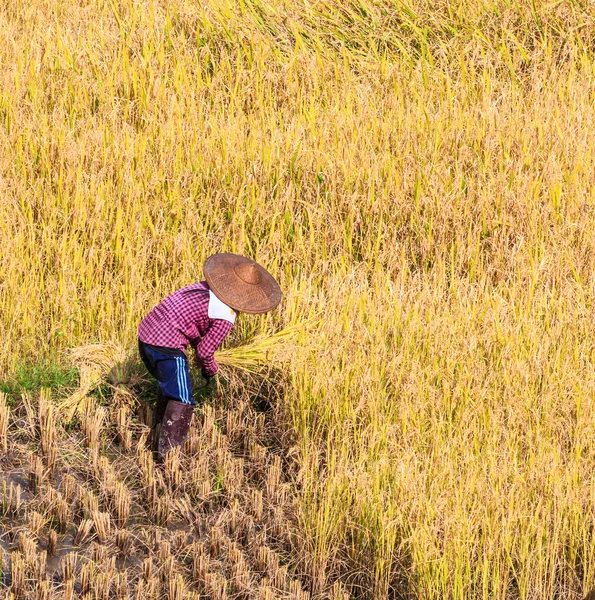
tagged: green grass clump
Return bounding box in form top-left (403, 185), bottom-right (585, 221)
top-left (0, 361), bottom-right (78, 403)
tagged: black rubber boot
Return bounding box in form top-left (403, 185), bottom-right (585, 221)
top-left (157, 400), bottom-right (194, 461)
top-left (154, 389), bottom-right (168, 424)
top-left (151, 390), bottom-right (169, 455)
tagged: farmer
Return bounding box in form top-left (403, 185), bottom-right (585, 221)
top-left (138, 253), bottom-right (281, 461)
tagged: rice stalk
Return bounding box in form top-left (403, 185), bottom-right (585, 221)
top-left (0, 392), bottom-right (9, 453)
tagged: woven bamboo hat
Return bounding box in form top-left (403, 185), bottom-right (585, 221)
top-left (204, 253), bottom-right (282, 314)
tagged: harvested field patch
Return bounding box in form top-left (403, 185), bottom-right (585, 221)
top-left (0, 386), bottom-right (328, 600)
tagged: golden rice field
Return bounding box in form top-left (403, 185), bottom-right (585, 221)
top-left (3, 0), bottom-right (595, 598)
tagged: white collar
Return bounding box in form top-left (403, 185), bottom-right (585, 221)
top-left (208, 290), bottom-right (236, 324)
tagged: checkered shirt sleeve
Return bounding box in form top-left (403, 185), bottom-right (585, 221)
top-left (193, 319), bottom-right (233, 376)
top-left (138, 281), bottom-right (233, 376)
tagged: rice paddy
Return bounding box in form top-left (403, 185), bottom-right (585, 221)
top-left (3, 0), bottom-right (595, 598)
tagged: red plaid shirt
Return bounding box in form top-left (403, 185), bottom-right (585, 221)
top-left (138, 281), bottom-right (233, 376)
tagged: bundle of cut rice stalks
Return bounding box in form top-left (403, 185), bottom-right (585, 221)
top-left (215, 319), bottom-right (316, 375)
top-left (58, 343), bottom-right (137, 420)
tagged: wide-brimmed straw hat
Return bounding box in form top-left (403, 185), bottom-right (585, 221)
top-left (204, 254), bottom-right (282, 314)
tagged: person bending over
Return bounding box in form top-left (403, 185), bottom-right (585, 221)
top-left (138, 253), bottom-right (281, 461)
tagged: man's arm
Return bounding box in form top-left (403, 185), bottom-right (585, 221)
top-left (193, 320), bottom-right (233, 377)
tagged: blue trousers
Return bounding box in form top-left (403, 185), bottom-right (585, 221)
top-left (138, 340), bottom-right (195, 405)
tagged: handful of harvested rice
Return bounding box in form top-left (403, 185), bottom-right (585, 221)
top-left (215, 320), bottom-right (313, 374)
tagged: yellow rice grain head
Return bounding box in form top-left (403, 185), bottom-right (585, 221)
top-left (214, 321), bottom-right (311, 374)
